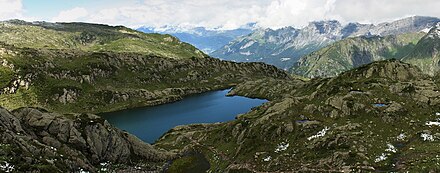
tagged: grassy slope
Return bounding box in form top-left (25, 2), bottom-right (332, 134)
top-left (157, 60), bottom-right (440, 172)
top-left (0, 20), bottom-right (205, 59)
top-left (290, 32), bottom-right (425, 78)
top-left (403, 27), bottom-right (440, 76)
top-left (0, 21), bottom-right (289, 114)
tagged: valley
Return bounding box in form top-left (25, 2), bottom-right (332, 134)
top-left (0, 14), bottom-right (440, 173)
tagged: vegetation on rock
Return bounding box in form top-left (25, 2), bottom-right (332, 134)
top-left (0, 21), bottom-right (289, 114)
top-left (156, 60), bottom-right (440, 172)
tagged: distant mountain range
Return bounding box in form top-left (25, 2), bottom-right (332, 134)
top-left (137, 24), bottom-right (255, 53)
top-left (212, 16), bottom-right (440, 69)
top-left (291, 22), bottom-right (440, 78)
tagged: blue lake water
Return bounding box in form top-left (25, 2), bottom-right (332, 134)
top-left (373, 103), bottom-right (388, 107)
top-left (101, 89), bottom-right (267, 143)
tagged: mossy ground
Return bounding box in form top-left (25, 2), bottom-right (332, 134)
top-left (156, 60), bottom-right (440, 172)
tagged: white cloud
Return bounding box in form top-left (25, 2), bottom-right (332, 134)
top-left (257, 0), bottom-right (341, 28)
top-left (20, 0), bottom-right (440, 29)
top-left (257, 0), bottom-right (440, 28)
top-left (86, 0), bottom-right (270, 29)
top-left (0, 0), bottom-right (23, 20)
top-left (52, 7), bottom-right (89, 22)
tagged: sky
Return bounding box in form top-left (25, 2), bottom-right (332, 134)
top-left (0, 0), bottom-right (440, 30)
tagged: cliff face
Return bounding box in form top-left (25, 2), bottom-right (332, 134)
top-left (0, 107), bottom-right (171, 172)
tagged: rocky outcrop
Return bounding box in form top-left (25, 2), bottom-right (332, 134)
top-left (156, 60), bottom-right (440, 172)
top-left (0, 107), bottom-right (172, 172)
top-left (0, 43), bottom-right (289, 113)
top-left (337, 59), bottom-right (425, 81)
top-left (53, 88), bottom-right (79, 104)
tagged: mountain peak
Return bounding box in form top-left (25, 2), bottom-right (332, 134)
top-left (306, 20), bottom-right (342, 34)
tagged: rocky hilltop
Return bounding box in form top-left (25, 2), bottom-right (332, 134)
top-left (212, 16), bottom-right (440, 69)
top-left (156, 60), bottom-right (440, 172)
top-left (0, 107), bottom-right (172, 172)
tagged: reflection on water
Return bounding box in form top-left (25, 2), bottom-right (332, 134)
top-left (101, 89), bottom-right (267, 143)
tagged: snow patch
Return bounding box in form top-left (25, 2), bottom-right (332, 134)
top-left (274, 142), bottom-right (289, 153)
top-left (281, 58), bottom-right (291, 62)
top-left (0, 162), bottom-right (14, 173)
top-left (426, 121), bottom-right (440, 126)
top-left (263, 156), bottom-right (271, 162)
top-left (375, 153), bottom-right (388, 163)
top-left (240, 41), bottom-right (255, 50)
top-left (79, 168), bottom-right (90, 173)
top-left (385, 144), bottom-right (397, 153)
top-left (397, 133), bottom-right (406, 141)
top-left (421, 133), bottom-right (435, 142)
top-left (421, 28), bottom-right (431, 33)
top-left (307, 127), bottom-right (330, 141)
top-left (100, 162), bottom-right (109, 172)
top-left (375, 143), bottom-right (398, 163)
top-left (239, 51), bottom-right (253, 56)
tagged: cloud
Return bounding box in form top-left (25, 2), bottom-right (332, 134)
top-left (19, 0), bottom-right (440, 29)
top-left (52, 7), bottom-right (89, 22)
top-left (0, 0), bottom-right (23, 20)
top-left (257, 0), bottom-right (440, 28)
top-left (331, 0), bottom-right (440, 24)
top-left (257, 0), bottom-right (341, 28)
top-left (86, 0), bottom-right (270, 29)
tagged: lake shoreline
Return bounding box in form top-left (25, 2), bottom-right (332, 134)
top-left (101, 89), bottom-right (267, 143)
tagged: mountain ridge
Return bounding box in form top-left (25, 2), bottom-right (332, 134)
top-left (291, 22), bottom-right (440, 78)
top-left (290, 32), bottom-right (425, 78)
top-left (212, 16), bottom-right (440, 69)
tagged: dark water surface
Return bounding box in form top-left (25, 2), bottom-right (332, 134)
top-left (101, 89), bottom-right (267, 143)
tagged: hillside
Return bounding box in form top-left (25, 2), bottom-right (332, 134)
top-left (403, 24), bottom-right (440, 75)
top-left (212, 16), bottom-right (440, 69)
top-left (0, 20), bottom-right (206, 59)
top-left (0, 41), bottom-right (288, 115)
top-left (0, 20), bottom-right (289, 114)
top-left (290, 32), bottom-right (425, 78)
top-left (0, 20), bottom-right (290, 172)
top-left (156, 60), bottom-right (440, 172)
top-left (0, 107), bottom-right (172, 172)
